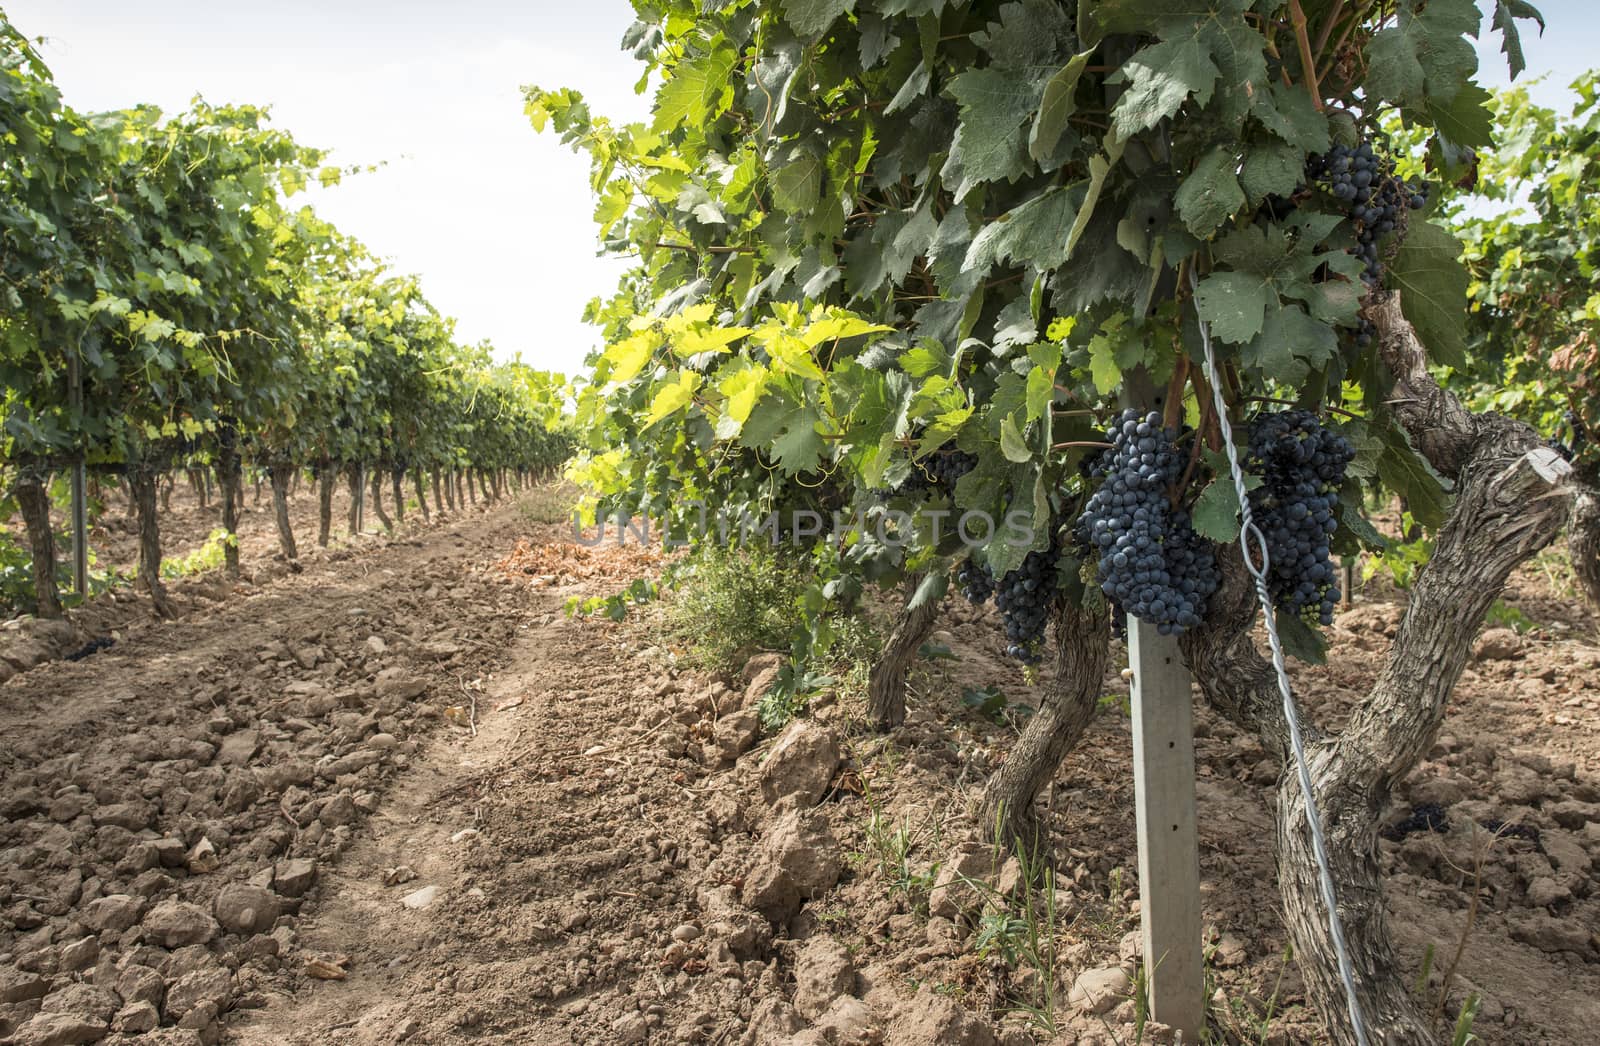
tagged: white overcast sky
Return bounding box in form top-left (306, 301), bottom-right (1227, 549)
top-left (5, 2), bottom-right (1595, 377)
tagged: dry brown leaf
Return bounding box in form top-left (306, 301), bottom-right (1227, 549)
top-left (305, 957), bottom-right (348, 980)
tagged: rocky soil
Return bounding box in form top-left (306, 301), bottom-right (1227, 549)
top-left (2, 490), bottom-right (1598, 1045)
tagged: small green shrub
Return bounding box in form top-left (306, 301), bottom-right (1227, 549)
top-left (665, 544), bottom-right (810, 675)
top-left (160, 528), bottom-right (235, 579)
top-left (663, 543), bottom-right (880, 730)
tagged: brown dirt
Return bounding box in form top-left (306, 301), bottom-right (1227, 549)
top-left (1, 495), bottom-right (1598, 1045)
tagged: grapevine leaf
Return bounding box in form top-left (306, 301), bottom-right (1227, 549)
top-left (1088, 335), bottom-right (1122, 396)
top-left (1339, 418), bottom-right (1384, 482)
top-left (1030, 51), bottom-right (1092, 161)
top-left (1275, 609), bottom-right (1328, 664)
top-left (1110, 36), bottom-right (1219, 142)
top-left (1026, 365), bottom-right (1054, 423)
top-left (602, 330), bottom-right (660, 384)
top-left (1240, 302), bottom-right (1335, 385)
top-left (1303, 279), bottom-right (1362, 328)
top-left (1192, 476), bottom-right (1242, 543)
top-left (1416, 81), bottom-right (1494, 150)
top-left (1064, 138), bottom-right (1125, 262)
top-left (921, 405), bottom-right (973, 452)
top-left (769, 401), bottom-right (827, 473)
top-left (908, 569), bottom-right (949, 610)
top-left (884, 62), bottom-right (932, 116)
top-left (674, 325), bottom-right (751, 356)
top-left (965, 182), bottom-right (1086, 273)
top-left (858, 12), bottom-right (899, 68)
top-left (644, 371), bottom-right (703, 427)
top-left (1490, 0), bottom-right (1545, 81)
top-left (782, 0), bottom-right (854, 40)
top-left (1194, 271), bottom-right (1273, 344)
top-left (999, 415), bottom-right (1032, 463)
top-left (1191, 449), bottom-right (1260, 543)
top-left (1376, 422), bottom-right (1451, 529)
top-left (945, 68), bottom-right (1040, 198)
top-left (902, 339), bottom-right (953, 379)
top-left (771, 147), bottom-right (824, 213)
top-left (994, 296), bottom-right (1037, 350)
top-left (1250, 81), bottom-right (1330, 154)
top-left (1388, 221), bottom-right (1469, 370)
top-left (1337, 493), bottom-right (1387, 551)
top-left (653, 46), bottom-right (736, 133)
top-left (1239, 139), bottom-right (1303, 205)
top-left (1175, 146), bottom-right (1244, 238)
top-left (715, 362), bottom-right (771, 437)
top-left (1363, 0), bottom-right (1480, 109)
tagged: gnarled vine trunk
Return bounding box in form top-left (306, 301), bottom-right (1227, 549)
top-left (866, 574), bottom-right (941, 729)
top-left (414, 470), bottom-right (431, 522)
top-left (978, 600), bottom-right (1109, 856)
top-left (1566, 485), bottom-right (1600, 622)
top-left (14, 472), bottom-right (61, 619)
top-left (346, 464), bottom-right (363, 536)
top-left (391, 469), bottom-right (405, 523)
top-left (130, 469), bottom-right (174, 619)
top-left (217, 440), bottom-right (242, 579)
top-left (432, 469), bottom-right (444, 514)
top-left (369, 470), bottom-right (393, 533)
top-left (1181, 292), bottom-right (1573, 1045)
top-left (317, 466), bottom-right (335, 547)
top-left (269, 466), bottom-right (298, 561)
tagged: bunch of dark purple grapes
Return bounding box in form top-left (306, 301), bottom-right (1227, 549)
top-left (1305, 139), bottom-right (1430, 287)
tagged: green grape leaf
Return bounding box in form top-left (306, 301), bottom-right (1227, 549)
top-left (771, 148), bottom-right (824, 213)
top-left (1026, 365), bottom-right (1055, 423)
top-left (1239, 139), bottom-right (1304, 205)
top-left (1030, 51), bottom-right (1092, 161)
top-left (1388, 221), bottom-right (1469, 370)
top-left (964, 182), bottom-right (1086, 273)
top-left (1194, 271), bottom-right (1274, 344)
top-left (1491, 0), bottom-right (1545, 81)
top-left (999, 415), bottom-right (1033, 463)
top-left (1416, 82), bottom-right (1494, 149)
top-left (1191, 450), bottom-right (1261, 543)
top-left (908, 569), bottom-right (949, 610)
top-left (770, 401), bottom-right (827, 474)
top-left (1239, 302), bottom-right (1336, 385)
top-left (1110, 36), bottom-right (1219, 142)
top-left (945, 67), bottom-right (1040, 197)
top-left (1275, 609), bottom-right (1328, 665)
top-left (1363, 0), bottom-right (1480, 109)
top-left (653, 46), bottom-right (736, 133)
top-left (1376, 422), bottom-right (1451, 530)
top-left (1175, 146), bottom-right (1244, 238)
top-left (782, 0), bottom-right (854, 40)
top-left (1251, 81), bottom-right (1330, 153)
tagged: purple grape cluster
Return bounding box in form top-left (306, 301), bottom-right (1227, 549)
top-left (1305, 139), bottom-right (1429, 286)
top-left (1078, 410), bottom-right (1218, 636)
top-left (1245, 411), bottom-right (1354, 626)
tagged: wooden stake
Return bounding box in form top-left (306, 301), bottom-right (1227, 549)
top-left (1128, 623), bottom-right (1204, 1040)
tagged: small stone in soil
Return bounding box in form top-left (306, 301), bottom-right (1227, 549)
top-left (401, 885), bottom-right (441, 910)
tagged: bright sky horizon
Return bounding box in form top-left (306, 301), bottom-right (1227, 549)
top-left (5, 1), bottom-right (1597, 379)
